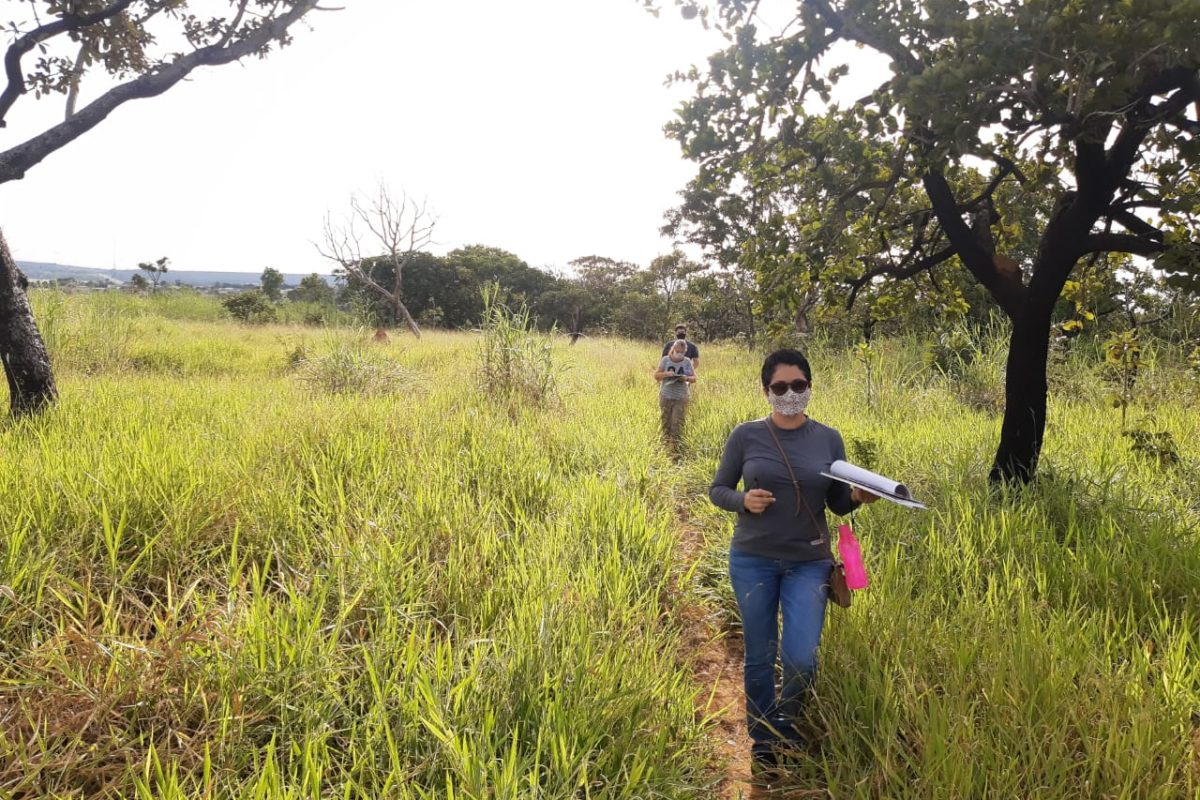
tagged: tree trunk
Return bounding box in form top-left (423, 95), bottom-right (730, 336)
top-left (989, 300), bottom-right (1053, 483)
top-left (393, 296), bottom-right (422, 338)
top-left (988, 221), bottom-right (1084, 484)
top-left (0, 229), bottom-right (57, 415)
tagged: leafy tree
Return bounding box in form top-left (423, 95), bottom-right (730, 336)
top-left (537, 281), bottom-right (601, 341)
top-left (681, 267), bottom-right (758, 342)
top-left (341, 246), bottom-right (565, 331)
top-left (0, 0), bottom-right (322, 415)
top-left (339, 252), bottom-right (432, 326)
top-left (138, 257), bottom-right (169, 292)
top-left (222, 290), bottom-right (277, 324)
top-left (261, 267), bottom-right (284, 302)
top-left (128, 273), bottom-right (148, 291)
top-left (446, 245), bottom-right (560, 325)
top-left (648, 249), bottom-right (704, 328)
top-left (569, 255), bottom-right (640, 331)
top-left (411, 254), bottom-right (483, 327)
top-left (289, 273), bottom-right (335, 306)
top-left (663, 0), bottom-right (1200, 482)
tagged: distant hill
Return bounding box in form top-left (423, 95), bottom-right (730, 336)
top-left (18, 260), bottom-right (331, 287)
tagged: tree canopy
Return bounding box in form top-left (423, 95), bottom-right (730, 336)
top-left (663, 0), bottom-right (1200, 481)
top-left (0, 1), bottom-right (323, 416)
top-left (0, 1), bottom-right (323, 183)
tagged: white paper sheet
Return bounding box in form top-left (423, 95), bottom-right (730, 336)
top-left (820, 459), bottom-right (927, 509)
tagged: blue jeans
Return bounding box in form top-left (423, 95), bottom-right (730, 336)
top-left (728, 548), bottom-right (832, 749)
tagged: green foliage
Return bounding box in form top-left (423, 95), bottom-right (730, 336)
top-left (6, 293), bottom-right (1200, 796)
top-left (477, 284), bottom-right (559, 408)
top-left (1124, 422), bottom-right (1182, 469)
top-left (853, 340), bottom-right (880, 410)
top-left (288, 273), bottom-right (336, 306)
top-left (679, 268), bottom-right (756, 342)
top-left (0, 298), bottom-right (705, 797)
top-left (137, 256), bottom-right (169, 292)
top-left (260, 267), bottom-right (284, 302)
top-left (335, 244), bottom-right (743, 344)
top-left (1104, 329), bottom-right (1143, 430)
top-left (922, 324), bottom-right (977, 377)
top-left (664, 0), bottom-right (1200, 404)
top-left (342, 247), bottom-right (559, 330)
top-left (221, 290), bottom-right (277, 324)
top-left (292, 335), bottom-right (416, 397)
top-left (846, 436), bottom-right (880, 472)
top-left (1157, 241), bottom-right (1200, 295)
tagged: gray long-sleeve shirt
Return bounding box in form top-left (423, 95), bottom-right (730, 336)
top-left (709, 417), bottom-right (859, 561)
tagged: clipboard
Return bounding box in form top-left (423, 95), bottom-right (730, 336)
top-left (820, 459), bottom-right (927, 510)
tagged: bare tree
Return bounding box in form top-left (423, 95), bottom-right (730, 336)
top-left (0, 0), bottom-right (325, 416)
top-left (317, 185), bottom-right (436, 338)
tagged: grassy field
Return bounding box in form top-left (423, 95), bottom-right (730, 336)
top-left (2, 290), bottom-right (1199, 798)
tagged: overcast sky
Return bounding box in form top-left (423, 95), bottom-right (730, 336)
top-left (2, 1), bottom-right (741, 275)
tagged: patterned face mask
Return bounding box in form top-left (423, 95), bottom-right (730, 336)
top-left (768, 387), bottom-right (811, 416)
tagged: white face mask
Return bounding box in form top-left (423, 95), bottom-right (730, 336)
top-left (768, 387), bottom-right (811, 417)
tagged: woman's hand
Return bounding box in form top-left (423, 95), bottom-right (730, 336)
top-left (850, 487), bottom-right (880, 504)
top-left (743, 488), bottom-right (775, 514)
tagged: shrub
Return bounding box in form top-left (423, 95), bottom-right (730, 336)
top-left (221, 291), bottom-right (277, 324)
top-left (292, 337), bottom-right (415, 396)
top-left (476, 284), bottom-right (558, 407)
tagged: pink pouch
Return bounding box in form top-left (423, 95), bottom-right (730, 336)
top-left (837, 524), bottom-right (869, 590)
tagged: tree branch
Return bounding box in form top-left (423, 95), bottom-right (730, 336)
top-left (845, 244), bottom-right (958, 309)
top-left (1108, 209), bottom-right (1164, 241)
top-left (1105, 73), bottom-right (1200, 189)
top-left (63, 42), bottom-right (88, 121)
top-left (0, 0), bottom-right (322, 183)
top-left (922, 171), bottom-right (1026, 317)
top-left (0, 0), bottom-right (140, 126)
top-left (803, 0), bottom-right (921, 73)
top-left (1073, 138), bottom-right (1107, 199)
top-left (1080, 233), bottom-right (1167, 257)
top-left (961, 157), bottom-right (1019, 212)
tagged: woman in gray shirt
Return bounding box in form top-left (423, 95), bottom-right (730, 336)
top-left (709, 348), bottom-right (877, 774)
top-left (655, 339), bottom-right (696, 451)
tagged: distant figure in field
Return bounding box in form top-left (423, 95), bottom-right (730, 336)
top-left (662, 323), bottom-right (700, 371)
top-left (655, 339), bottom-right (696, 452)
top-left (372, 327), bottom-right (390, 344)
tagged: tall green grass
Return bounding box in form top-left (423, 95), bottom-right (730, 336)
top-left (2, 296), bottom-right (708, 797)
top-left (683, 330), bottom-right (1200, 798)
top-left (4, 291), bottom-right (1200, 797)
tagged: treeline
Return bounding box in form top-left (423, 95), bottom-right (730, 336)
top-left (331, 245), bottom-right (756, 342)
top-left (274, 242), bottom-right (1200, 352)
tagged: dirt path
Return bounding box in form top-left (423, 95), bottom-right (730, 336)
top-left (674, 519), bottom-right (753, 798)
top-left (674, 510), bottom-right (828, 799)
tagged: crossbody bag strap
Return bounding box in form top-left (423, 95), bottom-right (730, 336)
top-left (762, 416), bottom-right (826, 536)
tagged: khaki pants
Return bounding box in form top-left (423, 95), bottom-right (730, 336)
top-left (659, 396), bottom-right (689, 448)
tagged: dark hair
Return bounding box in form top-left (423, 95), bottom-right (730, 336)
top-left (760, 348), bottom-right (812, 388)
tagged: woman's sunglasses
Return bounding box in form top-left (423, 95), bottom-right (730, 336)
top-left (768, 379), bottom-right (810, 396)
